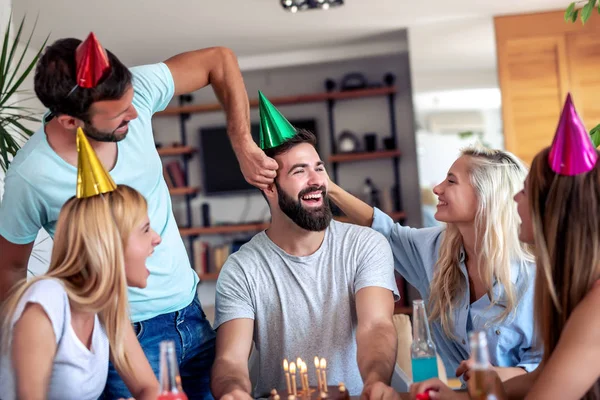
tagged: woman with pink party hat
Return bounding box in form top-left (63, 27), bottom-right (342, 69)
top-left (411, 95), bottom-right (600, 400)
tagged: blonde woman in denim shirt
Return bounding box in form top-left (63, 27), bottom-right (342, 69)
top-left (328, 147), bottom-right (540, 383)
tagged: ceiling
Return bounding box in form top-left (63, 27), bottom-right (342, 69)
top-left (12, 0), bottom-right (568, 92)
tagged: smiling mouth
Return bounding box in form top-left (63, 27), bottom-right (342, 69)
top-left (437, 200), bottom-right (448, 207)
top-left (301, 191), bottom-right (323, 205)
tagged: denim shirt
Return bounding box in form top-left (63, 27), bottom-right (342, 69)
top-left (372, 208), bottom-right (541, 377)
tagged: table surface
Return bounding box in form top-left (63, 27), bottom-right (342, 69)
top-left (350, 394), bottom-right (411, 400)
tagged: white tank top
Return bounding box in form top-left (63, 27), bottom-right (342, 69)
top-left (0, 278), bottom-right (109, 400)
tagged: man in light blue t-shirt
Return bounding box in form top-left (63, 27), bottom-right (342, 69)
top-left (0, 37), bottom-right (277, 400)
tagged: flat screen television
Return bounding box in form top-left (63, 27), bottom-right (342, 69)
top-left (198, 119), bottom-right (318, 195)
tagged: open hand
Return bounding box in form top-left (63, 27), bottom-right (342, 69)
top-left (455, 359), bottom-right (475, 381)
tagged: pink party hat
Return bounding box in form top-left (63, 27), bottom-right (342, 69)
top-left (548, 93), bottom-right (597, 175)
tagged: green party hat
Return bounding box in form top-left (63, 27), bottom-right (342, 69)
top-left (258, 91), bottom-right (297, 149)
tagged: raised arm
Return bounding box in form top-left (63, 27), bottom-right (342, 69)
top-left (327, 179), bottom-right (375, 227)
top-left (11, 303), bottom-right (57, 400)
top-left (164, 47), bottom-right (277, 189)
top-left (355, 286), bottom-right (398, 399)
top-left (331, 180), bottom-right (441, 292)
top-left (114, 323), bottom-right (159, 400)
top-left (0, 236), bottom-right (33, 301)
top-left (211, 318), bottom-right (255, 400)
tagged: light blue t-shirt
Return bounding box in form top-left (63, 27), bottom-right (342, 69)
top-left (0, 63), bottom-right (198, 322)
top-left (371, 208), bottom-right (541, 378)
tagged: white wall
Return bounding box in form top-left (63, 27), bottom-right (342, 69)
top-left (413, 88), bottom-right (504, 192)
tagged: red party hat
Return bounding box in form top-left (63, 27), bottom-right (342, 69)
top-left (75, 32), bottom-right (110, 88)
top-left (548, 93), bottom-right (598, 176)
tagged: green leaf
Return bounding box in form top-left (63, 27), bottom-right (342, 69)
top-left (565, 2), bottom-right (576, 21)
top-left (0, 13), bottom-right (47, 171)
top-left (572, 9), bottom-right (580, 22)
top-left (1, 18), bottom-right (48, 107)
top-left (0, 125), bottom-right (11, 172)
top-left (0, 13), bottom-right (12, 94)
top-left (590, 124), bottom-right (600, 148)
top-left (582, 0), bottom-right (594, 24)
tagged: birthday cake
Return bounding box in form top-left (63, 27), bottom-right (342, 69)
top-left (269, 385), bottom-right (350, 400)
top-left (270, 357), bottom-right (350, 400)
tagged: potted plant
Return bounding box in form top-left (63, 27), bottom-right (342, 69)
top-left (0, 15), bottom-right (50, 276)
top-left (0, 14), bottom-right (48, 173)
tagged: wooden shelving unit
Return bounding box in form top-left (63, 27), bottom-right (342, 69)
top-left (160, 80), bottom-right (409, 311)
top-left (180, 222), bottom-right (269, 237)
top-left (179, 211), bottom-right (406, 237)
top-left (169, 187), bottom-right (199, 196)
top-left (156, 87), bottom-right (397, 116)
top-left (157, 146), bottom-right (196, 156)
top-left (329, 149), bottom-right (401, 163)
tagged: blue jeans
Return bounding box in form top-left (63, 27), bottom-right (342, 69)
top-left (102, 297), bottom-right (216, 400)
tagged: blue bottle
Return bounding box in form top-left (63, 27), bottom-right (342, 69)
top-left (410, 300), bottom-right (439, 383)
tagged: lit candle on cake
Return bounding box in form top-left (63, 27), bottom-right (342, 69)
top-left (290, 362), bottom-right (298, 396)
top-left (283, 359), bottom-right (292, 395)
top-left (320, 358), bottom-right (328, 393)
top-left (300, 362), bottom-right (309, 393)
top-left (314, 356), bottom-right (323, 391)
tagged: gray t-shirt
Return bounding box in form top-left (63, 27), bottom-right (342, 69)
top-left (215, 220), bottom-right (399, 397)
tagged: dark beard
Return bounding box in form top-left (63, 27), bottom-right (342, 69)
top-left (276, 181), bottom-right (332, 232)
top-left (82, 121), bottom-right (129, 142)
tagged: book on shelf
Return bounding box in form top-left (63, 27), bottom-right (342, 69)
top-left (165, 161), bottom-right (186, 187)
top-left (192, 238), bottom-right (250, 277)
top-left (163, 165), bottom-right (175, 189)
top-left (192, 240), bottom-right (209, 276)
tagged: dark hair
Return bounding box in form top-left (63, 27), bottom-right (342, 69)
top-left (34, 38), bottom-right (132, 121)
top-left (264, 128), bottom-right (318, 159)
top-left (261, 128), bottom-right (318, 203)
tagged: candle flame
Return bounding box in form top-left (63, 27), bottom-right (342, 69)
top-left (297, 358), bottom-right (302, 368)
top-left (283, 359), bottom-right (289, 371)
top-left (290, 362), bottom-right (297, 374)
top-left (314, 356), bottom-right (320, 368)
top-left (301, 363), bottom-right (307, 373)
top-left (320, 358), bottom-right (326, 369)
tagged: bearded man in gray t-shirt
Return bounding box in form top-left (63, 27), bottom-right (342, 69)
top-left (210, 115), bottom-right (400, 400)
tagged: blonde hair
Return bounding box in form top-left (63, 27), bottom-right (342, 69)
top-left (1, 185), bottom-right (148, 379)
top-left (428, 146), bottom-right (535, 337)
top-left (529, 147), bottom-right (600, 400)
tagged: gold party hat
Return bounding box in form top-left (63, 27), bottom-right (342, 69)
top-left (76, 127), bottom-right (116, 198)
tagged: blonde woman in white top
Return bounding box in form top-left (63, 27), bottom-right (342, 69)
top-left (0, 129), bottom-right (162, 400)
top-left (0, 183), bottom-right (161, 400)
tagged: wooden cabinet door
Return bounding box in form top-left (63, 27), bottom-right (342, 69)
top-left (566, 32), bottom-right (600, 132)
top-left (497, 36), bottom-right (569, 165)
